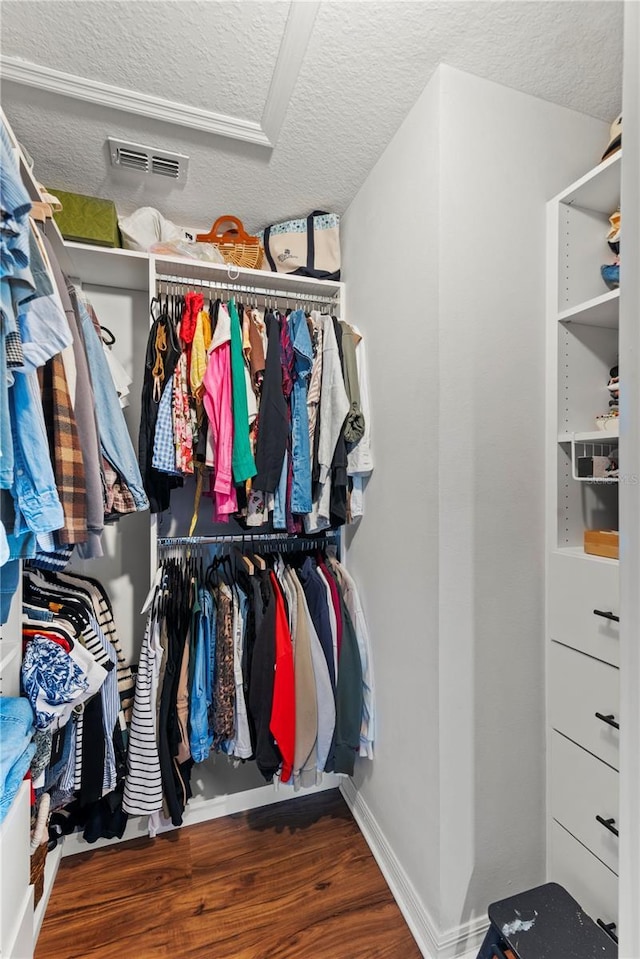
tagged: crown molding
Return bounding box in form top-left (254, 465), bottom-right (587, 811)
top-left (0, 56), bottom-right (271, 146)
top-left (0, 1), bottom-right (319, 148)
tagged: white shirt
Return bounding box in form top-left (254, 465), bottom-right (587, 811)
top-left (305, 315), bottom-right (349, 533)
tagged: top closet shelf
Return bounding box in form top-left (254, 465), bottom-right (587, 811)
top-left (153, 254), bottom-right (342, 298)
top-left (64, 244), bottom-right (343, 299)
top-left (555, 151), bottom-right (621, 214)
top-left (558, 289), bottom-right (619, 328)
top-left (66, 242), bottom-right (150, 291)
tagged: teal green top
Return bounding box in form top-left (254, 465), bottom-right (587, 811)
top-left (229, 298), bottom-right (257, 483)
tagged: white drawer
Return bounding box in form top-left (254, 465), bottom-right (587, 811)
top-left (550, 641), bottom-right (619, 770)
top-left (0, 780), bottom-right (31, 958)
top-left (550, 820), bottom-right (617, 933)
top-left (551, 731), bottom-right (619, 875)
top-left (549, 551), bottom-right (619, 666)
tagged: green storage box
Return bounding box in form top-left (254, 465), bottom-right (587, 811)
top-left (51, 189), bottom-right (121, 248)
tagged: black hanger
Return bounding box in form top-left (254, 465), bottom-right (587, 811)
top-left (223, 553), bottom-right (235, 588)
top-left (150, 296), bottom-right (161, 323)
top-left (205, 553), bottom-right (220, 591)
top-left (101, 325), bottom-right (116, 346)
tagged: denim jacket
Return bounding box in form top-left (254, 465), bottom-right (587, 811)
top-left (9, 369), bottom-right (64, 537)
top-left (289, 309), bottom-right (314, 514)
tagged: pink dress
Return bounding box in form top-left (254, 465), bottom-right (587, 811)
top-left (202, 305), bottom-right (237, 521)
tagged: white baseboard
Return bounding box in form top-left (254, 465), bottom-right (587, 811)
top-left (62, 775), bottom-right (341, 857)
top-left (340, 779), bottom-right (488, 959)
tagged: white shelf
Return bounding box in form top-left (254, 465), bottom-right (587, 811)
top-left (552, 546), bottom-right (618, 566)
top-left (65, 242), bottom-right (150, 291)
top-left (64, 244), bottom-right (343, 300)
top-left (558, 429), bottom-right (619, 443)
top-left (558, 289), bottom-right (619, 328)
top-left (153, 254), bottom-right (342, 299)
top-left (555, 151), bottom-right (621, 214)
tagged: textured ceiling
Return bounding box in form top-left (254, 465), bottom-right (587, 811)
top-left (1, 1), bottom-right (624, 234)
top-left (2, 1), bottom-right (288, 122)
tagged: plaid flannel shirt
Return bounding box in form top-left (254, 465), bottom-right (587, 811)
top-left (40, 352), bottom-right (88, 545)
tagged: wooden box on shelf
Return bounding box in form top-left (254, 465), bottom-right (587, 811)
top-left (584, 529), bottom-right (619, 559)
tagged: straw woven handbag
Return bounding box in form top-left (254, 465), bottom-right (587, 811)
top-left (196, 216), bottom-right (263, 270)
top-left (30, 841), bottom-right (48, 906)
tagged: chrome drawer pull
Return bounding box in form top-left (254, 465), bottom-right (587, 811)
top-left (595, 712), bottom-right (620, 730)
top-left (596, 815), bottom-right (619, 837)
top-left (593, 609), bottom-right (620, 623)
top-left (596, 919), bottom-right (618, 944)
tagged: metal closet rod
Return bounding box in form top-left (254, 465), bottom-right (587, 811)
top-left (154, 273), bottom-right (339, 306)
top-left (157, 531), bottom-right (339, 549)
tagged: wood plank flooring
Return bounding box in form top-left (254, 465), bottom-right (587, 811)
top-left (36, 789), bottom-right (423, 959)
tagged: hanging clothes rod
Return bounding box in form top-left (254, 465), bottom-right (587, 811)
top-left (157, 531), bottom-right (339, 549)
top-left (154, 273), bottom-right (339, 306)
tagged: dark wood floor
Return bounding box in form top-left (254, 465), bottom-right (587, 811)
top-left (36, 789), bottom-right (423, 959)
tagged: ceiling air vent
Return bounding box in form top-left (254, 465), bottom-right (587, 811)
top-left (108, 138), bottom-right (189, 182)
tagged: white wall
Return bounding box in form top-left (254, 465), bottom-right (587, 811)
top-left (342, 64), bottom-right (608, 956)
top-left (343, 67), bottom-right (443, 927)
top-left (618, 3), bottom-right (640, 955)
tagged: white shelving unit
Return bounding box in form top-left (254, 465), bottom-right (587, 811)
top-left (0, 782), bottom-right (34, 959)
top-left (546, 151), bottom-right (621, 943)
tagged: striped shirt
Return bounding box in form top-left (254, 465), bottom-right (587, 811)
top-left (123, 608), bottom-right (164, 815)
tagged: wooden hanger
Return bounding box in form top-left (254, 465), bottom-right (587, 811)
top-left (233, 546), bottom-right (254, 576)
top-left (30, 201), bottom-right (53, 223)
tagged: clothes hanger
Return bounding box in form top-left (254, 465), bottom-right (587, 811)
top-left (223, 554), bottom-right (235, 587)
top-left (233, 546), bottom-right (254, 576)
top-left (251, 546), bottom-right (266, 571)
top-left (30, 201), bottom-right (53, 224)
top-left (205, 553), bottom-right (221, 591)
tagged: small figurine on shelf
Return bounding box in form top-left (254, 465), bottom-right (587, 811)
top-left (595, 364), bottom-right (619, 433)
top-left (601, 114), bottom-right (622, 163)
top-left (601, 208), bottom-right (620, 290)
top-left (607, 209), bottom-right (620, 254)
top-left (607, 364), bottom-right (619, 411)
top-left (605, 448), bottom-right (619, 479)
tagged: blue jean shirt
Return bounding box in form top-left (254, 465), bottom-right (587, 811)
top-left (9, 369), bottom-right (64, 537)
top-left (0, 318), bottom-right (13, 491)
top-left (289, 309), bottom-right (314, 514)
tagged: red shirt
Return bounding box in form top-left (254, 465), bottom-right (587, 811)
top-left (269, 572), bottom-right (296, 783)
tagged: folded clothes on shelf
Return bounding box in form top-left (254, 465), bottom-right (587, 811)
top-left (0, 696), bottom-right (36, 824)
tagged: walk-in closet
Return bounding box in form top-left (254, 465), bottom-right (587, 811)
top-left (1, 3), bottom-right (639, 958)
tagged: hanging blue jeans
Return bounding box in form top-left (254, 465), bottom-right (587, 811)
top-left (189, 588), bottom-right (214, 763)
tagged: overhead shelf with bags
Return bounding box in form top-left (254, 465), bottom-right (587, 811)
top-left (256, 210), bottom-right (340, 280)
